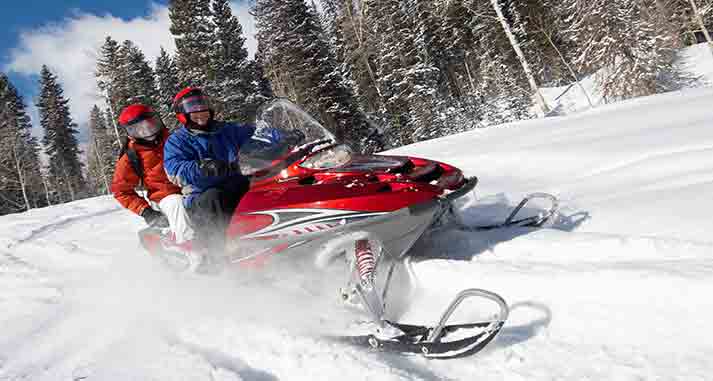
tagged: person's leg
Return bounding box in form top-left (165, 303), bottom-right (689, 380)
top-left (188, 188), bottom-right (230, 253)
top-left (158, 194), bottom-right (194, 244)
top-left (220, 176), bottom-right (251, 218)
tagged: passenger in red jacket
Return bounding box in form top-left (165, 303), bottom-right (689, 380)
top-left (111, 104), bottom-right (199, 270)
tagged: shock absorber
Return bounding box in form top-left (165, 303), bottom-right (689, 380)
top-left (353, 238), bottom-right (385, 321)
top-left (354, 239), bottom-right (376, 284)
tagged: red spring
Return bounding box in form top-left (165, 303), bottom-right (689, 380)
top-left (355, 239), bottom-right (376, 281)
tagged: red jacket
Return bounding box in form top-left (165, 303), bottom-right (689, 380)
top-left (111, 129), bottom-right (182, 215)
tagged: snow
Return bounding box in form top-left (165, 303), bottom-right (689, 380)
top-left (3, 51), bottom-right (713, 380)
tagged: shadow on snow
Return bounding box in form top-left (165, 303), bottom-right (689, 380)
top-left (410, 193), bottom-right (590, 261)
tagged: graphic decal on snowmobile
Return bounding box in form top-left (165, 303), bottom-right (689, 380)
top-left (229, 240), bottom-right (308, 267)
top-left (240, 208), bottom-right (388, 239)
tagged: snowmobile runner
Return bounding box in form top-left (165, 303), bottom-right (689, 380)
top-left (139, 99), bottom-right (558, 359)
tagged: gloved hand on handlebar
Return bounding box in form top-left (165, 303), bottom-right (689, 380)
top-left (199, 158), bottom-right (233, 177)
top-left (251, 127), bottom-right (282, 146)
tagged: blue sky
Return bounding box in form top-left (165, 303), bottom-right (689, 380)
top-left (0, 0), bottom-right (254, 139)
top-left (1, 0), bottom-right (170, 106)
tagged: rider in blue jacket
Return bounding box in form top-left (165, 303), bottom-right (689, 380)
top-left (164, 87), bottom-right (256, 256)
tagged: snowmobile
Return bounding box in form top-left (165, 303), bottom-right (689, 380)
top-left (139, 99), bottom-right (558, 359)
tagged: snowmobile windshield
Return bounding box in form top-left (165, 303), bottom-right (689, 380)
top-left (239, 99), bottom-right (349, 175)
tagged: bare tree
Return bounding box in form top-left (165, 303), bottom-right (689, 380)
top-left (0, 135), bottom-right (31, 211)
top-left (530, 13), bottom-right (594, 107)
top-left (489, 0), bottom-right (550, 116)
top-left (688, 0), bottom-right (713, 56)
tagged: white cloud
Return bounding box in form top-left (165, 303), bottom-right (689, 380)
top-left (4, 1), bottom-right (256, 140)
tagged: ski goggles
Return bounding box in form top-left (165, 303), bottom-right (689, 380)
top-left (122, 113), bottom-right (163, 139)
top-left (175, 95), bottom-right (212, 114)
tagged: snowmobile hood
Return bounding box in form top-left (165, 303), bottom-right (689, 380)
top-left (328, 155), bottom-right (410, 173)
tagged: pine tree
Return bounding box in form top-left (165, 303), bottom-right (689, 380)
top-left (0, 74), bottom-right (45, 214)
top-left (96, 37), bottom-right (159, 152)
top-left (363, 0), bottom-right (444, 145)
top-left (323, 0), bottom-right (382, 113)
top-left (96, 36), bottom-right (124, 145)
top-left (120, 40), bottom-right (159, 109)
top-left (37, 66), bottom-right (86, 202)
top-left (254, 0), bottom-right (377, 151)
top-left (210, 0), bottom-right (257, 122)
top-left (251, 46), bottom-right (275, 107)
top-left (155, 47), bottom-right (182, 128)
top-left (169, 0), bottom-right (214, 87)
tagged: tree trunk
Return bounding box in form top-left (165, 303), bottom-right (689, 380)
top-left (61, 163), bottom-right (76, 202)
top-left (104, 90), bottom-right (123, 147)
top-left (345, 0), bottom-right (383, 99)
top-left (464, 57), bottom-right (477, 94)
top-left (42, 174), bottom-right (52, 206)
top-left (93, 137), bottom-right (111, 195)
top-left (13, 148), bottom-right (31, 211)
top-left (541, 27), bottom-right (594, 108)
top-left (689, 0), bottom-right (713, 56)
top-left (489, 0), bottom-right (550, 117)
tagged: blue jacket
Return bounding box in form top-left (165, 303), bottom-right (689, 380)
top-left (164, 121), bottom-right (255, 208)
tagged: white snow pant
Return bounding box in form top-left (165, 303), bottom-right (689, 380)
top-left (158, 194), bottom-right (194, 244)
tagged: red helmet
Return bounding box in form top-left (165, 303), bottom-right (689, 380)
top-left (172, 87), bottom-right (212, 125)
top-left (119, 104), bottom-right (164, 141)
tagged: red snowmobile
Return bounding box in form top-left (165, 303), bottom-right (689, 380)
top-left (140, 99), bottom-right (558, 359)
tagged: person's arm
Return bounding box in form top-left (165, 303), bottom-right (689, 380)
top-left (111, 155), bottom-right (149, 215)
top-left (163, 133), bottom-right (204, 187)
top-left (233, 123), bottom-right (257, 148)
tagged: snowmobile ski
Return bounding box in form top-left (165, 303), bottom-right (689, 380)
top-left (440, 177), bottom-right (559, 232)
top-left (340, 320), bottom-right (504, 359)
top-left (337, 288), bottom-right (509, 359)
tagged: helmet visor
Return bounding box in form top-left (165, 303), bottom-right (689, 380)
top-left (123, 114), bottom-right (163, 139)
top-left (176, 95), bottom-right (211, 114)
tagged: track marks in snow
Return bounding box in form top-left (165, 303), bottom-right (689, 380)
top-left (0, 251), bottom-right (61, 306)
top-left (9, 207), bottom-right (122, 248)
top-left (0, 250), bottom-right (62, 310)
top-left (573, 143), bottom-right (713, 179)
top-left (167, 337), bottom-right (275, 381)
top-left (0, 252), bottom-right (69, 381)
top-left (421, 224), bottom-right (713, 275)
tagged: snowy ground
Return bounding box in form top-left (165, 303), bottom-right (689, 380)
top-left (3, 56), bottom-right (713, 380)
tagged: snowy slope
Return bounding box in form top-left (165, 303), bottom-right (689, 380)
top-left (2, 86), bottom-right (713, 380)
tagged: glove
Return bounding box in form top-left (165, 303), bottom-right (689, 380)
top-left (266, 127), bottom-right (282, 145)
top-left (141, 208), bottom-right (168, 227)
top-left (199, 158), bottom-right (231, 177)
top-left (252, 127), bottom-right (281, 145)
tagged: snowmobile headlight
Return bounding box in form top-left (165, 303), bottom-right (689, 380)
top-left (300, 144), bottom-right (352, 169)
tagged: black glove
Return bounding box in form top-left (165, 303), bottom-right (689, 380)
top-left (199, 159), bottom-right (232, 177)
top-left (141, 208), bottom-right (168, 227)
